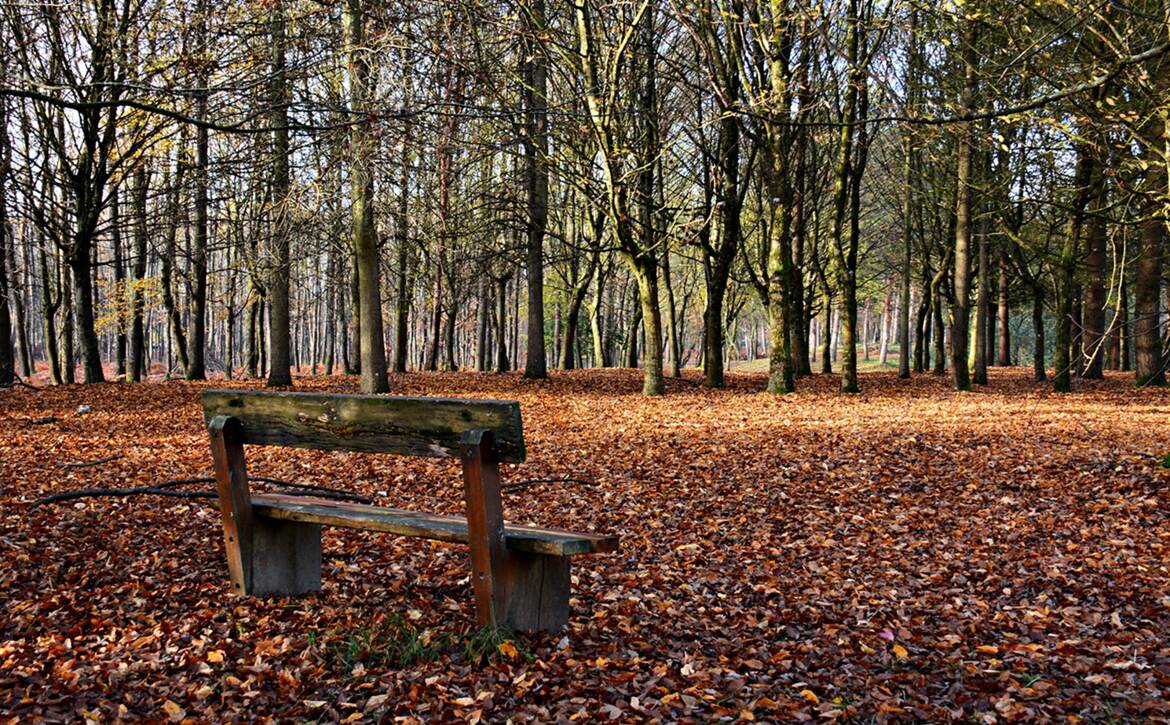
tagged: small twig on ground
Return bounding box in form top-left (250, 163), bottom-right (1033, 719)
top-left (502, 477), bottom-right (597, 493)
top-left (58, 454), bottom-right (124, 469)
top-left (31, 475), bottom-right (373, 509)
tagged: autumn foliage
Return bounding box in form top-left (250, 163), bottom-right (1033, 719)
top-left (2, 369), bottom-right (1169, 722)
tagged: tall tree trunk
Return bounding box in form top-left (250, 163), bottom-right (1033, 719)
top-left (61, 255), bottom-right (76, 383)
top-left (898, 8), bottom-right (918, 379)
top-left (266, 0), bottom-right (293, 387)
top-left (393, 128), bottom-right (411, 373)
top-left (0, 174), bottom-right (11, 387)
top-left (1082, 164), bottom-right (1108, 379)
top-left (522, 0), bottom-right (548, 379)
top-left (1031, 290), bottom-right (1047, 381)
top-left (662, 250), bottom-right (680, 378)
top-left (475, 281), bottom-right (489, 372)
top-left (632, 259), bottom-right (664, 394)
top-left (443, 304), bottom-right (457, 371)
top-left (932, 286), bottom-right (946, 376)
top-left (624, 286), bottom-right (641, 369)
top-left (160, 157), bottom-right (189, 376)
top-left (950, 17), bottom-right (978, 391)
top-left (495, 275), bottom-right (510, 372)
top-left (1119, 280), bottom-right (1131, 372)
top-left (111, 190), bottom-right (126, 378)
top-left (1055, 144), bottom-right (1097, 392)
top-left (973, 195), bottom-right (989, 385)
top-left (879, 287), bottom-right (892, 365)
top-left (914, 285), bottom-right (930, 373)
top-left (590, 260), bottom-right (607, 367)
top-left (705, 89), bottom-right (742, 388)
top-left (1134, 97), bottom-right (1166, 385)
top-left (187, 4), bottom-right (210, 381)
top-left (38, 230), bottom-right (62, 384)
top-left (9, 221), bottom-right (32, 378)
top-left (819, 292), bottom-right (832, 374)
top-left (68, 243), bottom-right (102, 382)
top-left (344, 0), bottom-right (388, 392)
top-left (997, 242), bottom-right (1011, 366)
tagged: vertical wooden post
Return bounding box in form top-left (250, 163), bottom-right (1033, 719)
top-left (460, 429), bottom-right (507, 627)
top-left (461, 428), bottom-right (572, 633)
top-left (209, 415), bottom-right (253, 595)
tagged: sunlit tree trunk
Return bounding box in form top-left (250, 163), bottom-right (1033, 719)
top-left (344, 0), bottom-right (388, 392)
top-left (950, 17), bottom-right (977, 391)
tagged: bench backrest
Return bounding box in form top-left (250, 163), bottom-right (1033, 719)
top-left (202, 389), bottom-right (526, 463)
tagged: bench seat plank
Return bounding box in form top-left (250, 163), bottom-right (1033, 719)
top-left (251, 494), bottom-right (619, 557)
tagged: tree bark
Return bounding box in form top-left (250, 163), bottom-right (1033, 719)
top-left (522, 0), bottom-right (548, 379)
top-left (1133, 89), bottom-right (1166, 386)
top-left (344, 0), bottom-right (388, 392)
top-left (187, 2), bottom-right (211, 381)
top-left (950, 17), bottom-right (978, 391)
top-left (266, 0), bottom-right (293, 387)
top-left (898, 8), bottom-right (918, 379)
top-left (1032, 290), bottom-right (1047, 381)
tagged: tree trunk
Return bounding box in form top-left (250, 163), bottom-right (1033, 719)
top-left (1055, 145), bottom-right (1096, 392)
top-left (1119, 280), bottom-right (1131, 372)
top-left (997, 242), bottom-right (1011, 366)
top-left (1133, 110), bottom-right (1166, 386)
top-left (590, 259), bottom-right (607, 368)
top-left (0, 174), bottom-right (12, 386)
top-left (265, 0), bottom-right (293, 387)
top-left (187, 9), bottom-right (211, 380)
top-left (344, 0), bottom-right (388, 392)
top-left (662, 251), bottom-right (680, 378)
top-left (129, 166), bottom-right (149, 381)
top-left (160, 154), bottom-right (189, 376)
top-left (1081, 165), bottom-right (1108, 379)
top-left (973, 205), bottom-right (989, 385)
top-left (879, 287), bottom-right (892, 365)
top-left (522, 0), bottom-right (548, 379)
top-left (932, 286), bottom-right (946, 376)
top-left (38, 231), bottom-right (62, 384)
top-left (898, 8), bottom-right (918, 379)
top-left (393, 134), bottom-right (410, 374)
top-left (819, 294), bottom-right (832, 374)
top-left (8, 221), bottom-right (32, 378)
top-left (624, 286), bottom-right (641, 369)
top-left (1032, 290), bottom-right (1047, 381)
top-left (950, 17), bottom-right (978, 391)
top-left (632, 259), bottom-right (664, 395)
top-left (495, 275), bottom-right (509, 372)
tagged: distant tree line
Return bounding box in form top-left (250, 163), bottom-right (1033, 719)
top-left (0, 0), bottom-right (1166, 394)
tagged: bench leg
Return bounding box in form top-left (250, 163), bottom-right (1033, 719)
top-left (250, 518), bottom-right (322, 596)
top-left (499, 553), bottom-right (570, 633)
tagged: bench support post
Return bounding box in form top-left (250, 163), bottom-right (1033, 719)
top-left (461, 429), bottom-right (570, 633)
top-left (209, 415), bottom-right (254, 596)
top-left (210, 415), bottom-right (322, 597)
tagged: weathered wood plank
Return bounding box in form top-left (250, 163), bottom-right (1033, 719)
top-left (250, 494), bottom-right (619, 557)
top-left (208, 416), bottom-right (254, 596)
top-left (250, 518), bottom-right (322, 596)
top-left (499, 552), bottom-right (571, 633)
top-left (201, 389), bottom-right (526, 462)
top-left (461, 429), bottom-right (509, 627)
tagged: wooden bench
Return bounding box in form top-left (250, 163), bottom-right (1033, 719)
top-left (202, 389), bottom-right (618, 633)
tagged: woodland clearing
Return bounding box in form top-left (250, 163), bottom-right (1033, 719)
top-left (1, 369), bottom-right (1169, 722)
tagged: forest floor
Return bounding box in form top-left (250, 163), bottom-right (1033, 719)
top-left (2, 369), bottom-right (1169, 723)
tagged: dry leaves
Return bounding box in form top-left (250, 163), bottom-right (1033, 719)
top-left (1, 368), bottom-right (1168, 722)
